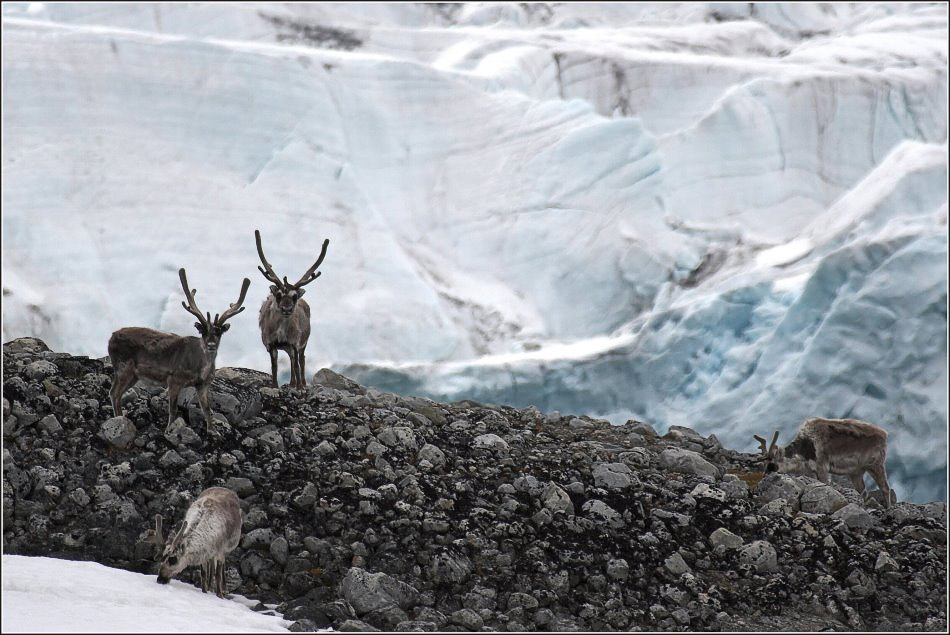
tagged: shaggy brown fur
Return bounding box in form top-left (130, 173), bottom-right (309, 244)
top-left (755, 417), bottom-right (893, 507)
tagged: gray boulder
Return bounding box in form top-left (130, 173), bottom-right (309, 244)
top-left (99, 416), bottom-right (137, 449)
top-left (658, 448), bottom-right (719, 478)
top-left (831, 503), bottom-right (876, 529)
top-left (739, 540), bottom-right (777, 573)
top-left (340, 567), bottom-right (420, 615)
top-left (800, 483), bottom-right (848, 514)
top-left (592, 462), bottom-right (638, 490)
top-left (541, 483), bottom-right (574, 515)
top-left (753, 473), bottom-right (803, 508)
top-left (709, 527), bottom-right (744, 549)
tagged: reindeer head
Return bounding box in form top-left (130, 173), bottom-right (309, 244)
top-left (144, 514), bottom-right (189, 584)
top-left (255, 229), bottom-right (329, 315)
top-left (178, 268), bottom-right (250, 353)
top-left (752, 431), bottom-right (784, 473)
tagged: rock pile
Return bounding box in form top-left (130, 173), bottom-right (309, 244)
top-left (3, 337), bottom-right (947, 631)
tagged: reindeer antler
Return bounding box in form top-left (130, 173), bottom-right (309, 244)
top-left (213, 277), bottom-right (251, 327)
top-left (770, 430), bottom-right (780, 452)
top-left (144, 514), bottom-right (166, 560)
top-left (254, 230), bottom-right (285, 289)
top-left (179, 268), bottom-right (209, 327)
top-left (289, 238), bottom-right (330, 289)
top-left (752, 434), bottom-right (768, 455)
top-left (254, 230), bottom-right (330, 292)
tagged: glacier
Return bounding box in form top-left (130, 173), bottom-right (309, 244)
top-left (2, 2), bottom-right (947, 502)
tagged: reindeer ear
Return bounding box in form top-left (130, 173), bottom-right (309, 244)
top-left (221, 323), bottom-right (231, 332)
top-left (295, 288), bottom-right (306, 298)
top-left (194, 322), bottom-right (204, 333)
top-left (270, 285), bottom-right (280, 295)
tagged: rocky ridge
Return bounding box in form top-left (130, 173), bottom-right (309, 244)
top-left (2, 337), bottom-right (947, 632)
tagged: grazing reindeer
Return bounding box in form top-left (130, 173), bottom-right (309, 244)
top-left (753, 417), bottom-right (893, 507)
top-left (254, 229), bottom-right (330, 388)
top-left (145, 486), bottom-right (242, 597)
top-left (108, 269), bottom-right (250, 433)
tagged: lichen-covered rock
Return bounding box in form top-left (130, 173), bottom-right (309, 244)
top-left (592, 462), bottom-right (638, 490)
top-left (99, 416), bottom-right (136, 449)
top-left (658, 448), bottom-right (718, 478)
top-left (753, 473), bottom-right (803, 508)
top-left (800, 483), bottom-right (848, 514)
top-left (739, 540), bottom-right (777, 573)
top-left (831, 503), bottom-right (876, 529)
top-left (709, 527), bottom-right (743, 549)
top-left (340, 567), bottom-right (419, 615)
top-left (472, 433), bottom-right (508, 452)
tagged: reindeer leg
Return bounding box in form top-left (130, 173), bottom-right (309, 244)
top-left (869, 464), bottom-right (893, 508)
top-left (849, 473), bottom-right (866, 494)
top-left (298, 347), bottom-right (307, 388)
top-left (289, 348), bottom-right (299, 389)
top-left (166, 381), bottom-right (183, 427)
top-left (197, 382), bottom-right (214, 434)
top-left (269, 347), bottom-right (278, 387)
top-left (216, 558), bottom-right (226, 598)
top-left (110, 364), bottom-right (136, 417)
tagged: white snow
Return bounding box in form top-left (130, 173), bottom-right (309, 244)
top-left (2, 3), bottom-right (946, 501)
top-left (0, 554), bottom-right (292, 633)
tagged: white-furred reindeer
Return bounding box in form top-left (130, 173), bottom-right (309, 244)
top-left (753, 417), bottom-right (893, 507)
top-left (145, 487), bottom-right (242, 597)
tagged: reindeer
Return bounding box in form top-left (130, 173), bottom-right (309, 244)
top-left (254, 229), bottom-right (329, 388)
top-left (108, 269), bottom-right (250, 433)
top-left (144, 486), bottom-right (242, 597)
top-left (753, 417), bottom-right (893, 507)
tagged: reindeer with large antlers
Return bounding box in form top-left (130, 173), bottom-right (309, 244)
top-left (108, 268), bottom-right (250, 433)
top-left (144, 486), bottom-right (242, 597)
top-left (254, 229), bottom-right (330, 388)
top-left (753, 417), bottom-right (893, 507)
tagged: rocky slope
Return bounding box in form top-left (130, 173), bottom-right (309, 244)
top-left (2, 337), bottom-right (946, 632)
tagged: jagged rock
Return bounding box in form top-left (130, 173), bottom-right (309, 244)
top-left (759, 497), bottom-right (793, 517)
top-left (582, 500), bottom-right (623, 529)
top-left (430, 551), bottom-right (472, 585)
top-left (709, 528), bottom-right (743, 549)
top-left (37, 414), bottom-right (63, 435)
top-left (377, 426), bottom-right (418, 451)
top-left (226, 477), bottom-right (255, 497)
top-left (753, 473), bottom-right (803, 508)
top-left (592, 462), bottom-right (638, 490)
top-left (340, 567), bottom-right (419, 615)
top-left (99, 416), bottom-right (137, 449)
top-left (831, 503), bottom-right (876, 529)
top-left (739, 540), bottom-right (778, 573)
top-left (416, 443), bottom-right (445, 468)
top-left (181, 376), bottom-right (261, 425)
top-left (449, 608), bottom-right (483, 631)
top-left (215, 367), bottom-right (273, 390)
top-left (472, 434), bottom-right (509, 452)
top-left (664, 552), bottom-right (691, 576)
top-left (3, 337), bottom-right (50, 354)
top-left (800, 483), bottom-right (848, 515)
top-left (338, 619), bottom-right (379, 632)
top-left (691, 483), bottom-right (726, 502)
top-left (875, 552), bottom-right (899, 573)
top-left (313, 369), bottom-right (366, 395)
top-left (25, 360), bottom-right (59, 381)
top-left (658, 448), bottom-right (719, 478)
top-left (164, 417), bottom-right (201, 447)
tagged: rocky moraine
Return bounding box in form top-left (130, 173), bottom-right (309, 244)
top-left (2, 337), bottom-right (946, 632)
